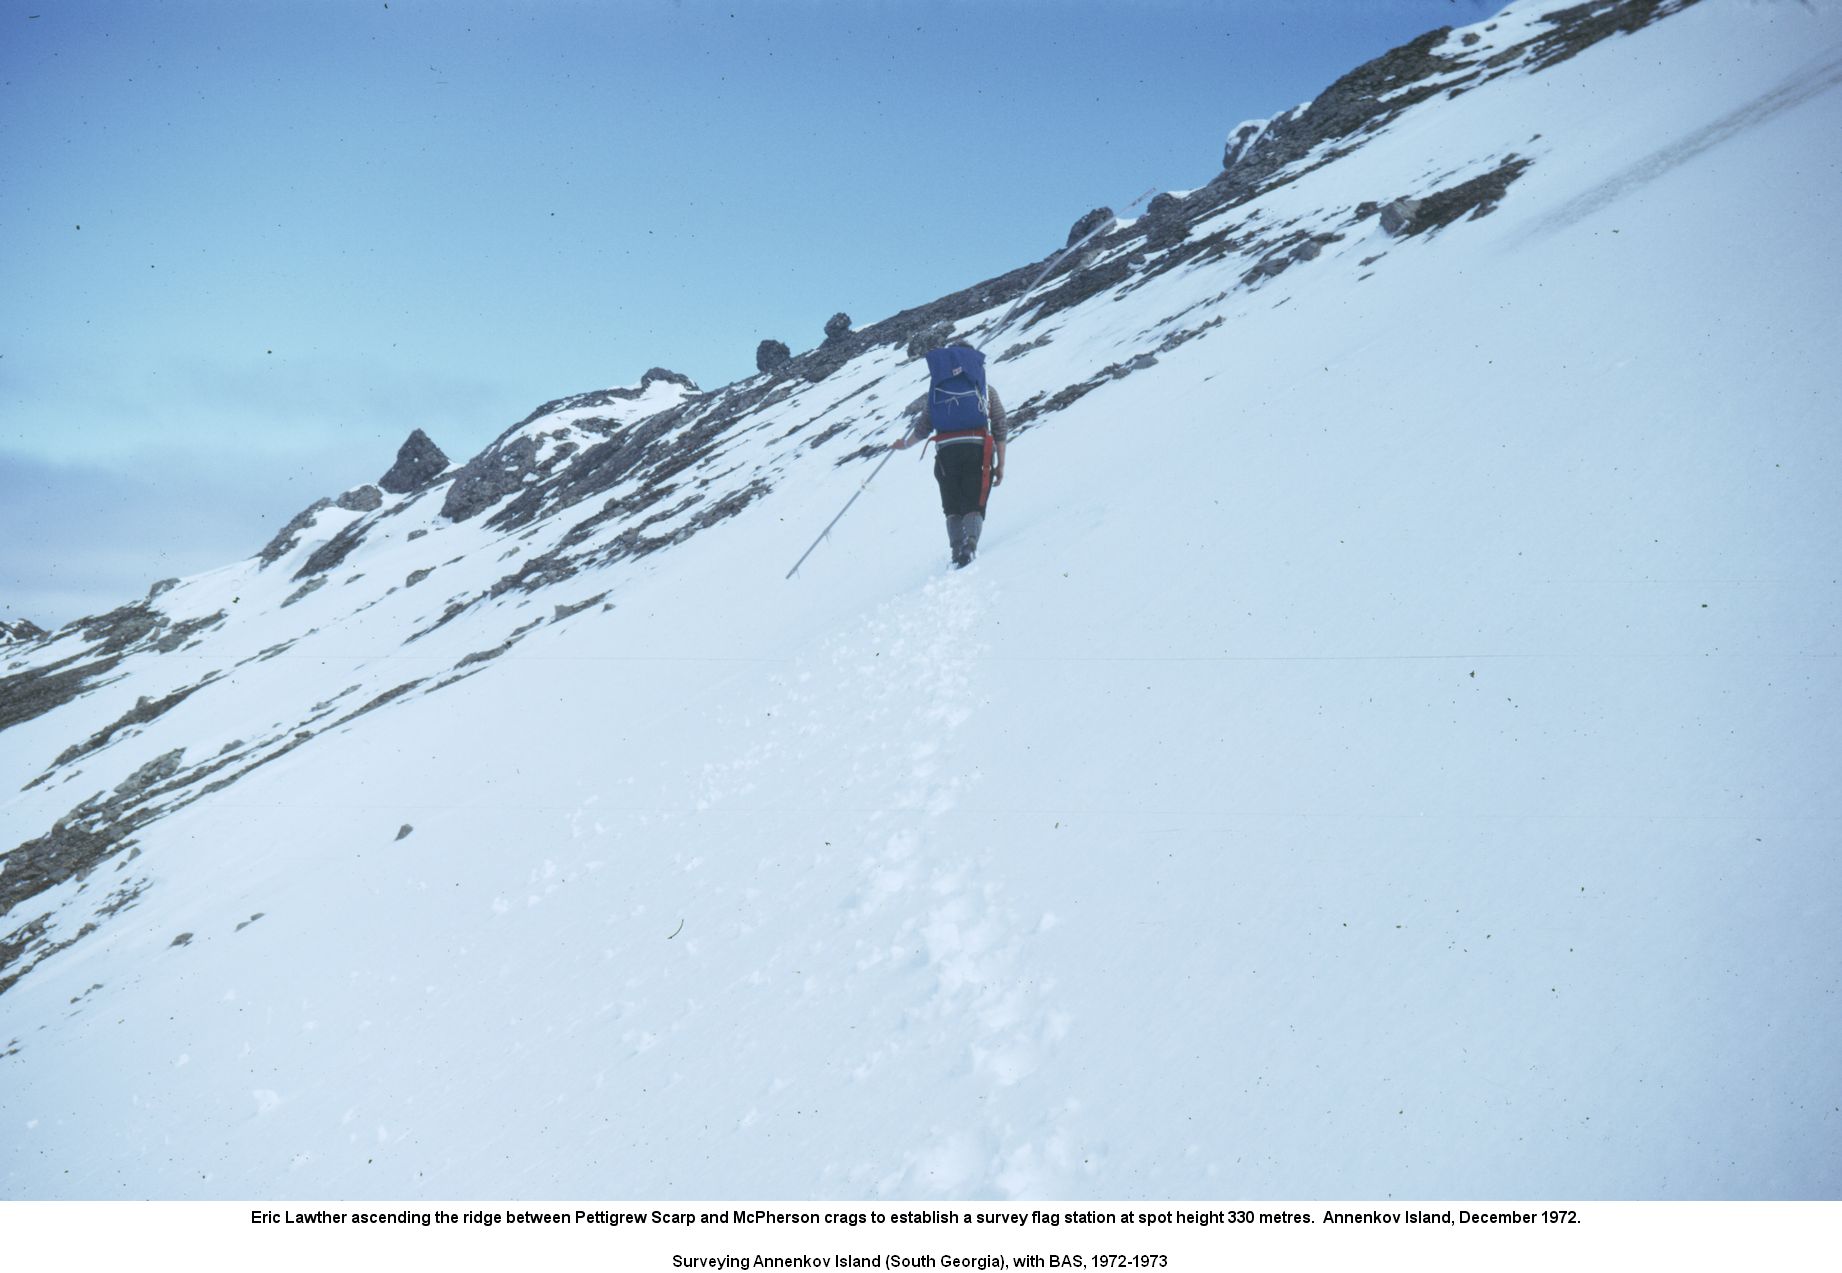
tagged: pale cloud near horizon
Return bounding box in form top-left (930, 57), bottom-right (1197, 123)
top-left (1, 446), bottom-right (341, 628)
top-left (0, 355), bottom-right (548, 627)
top-left (4, 353), bottom-right (517, 467)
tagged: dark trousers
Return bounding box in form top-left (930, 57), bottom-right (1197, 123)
top-left (932, 437), bottom-right (994, 517)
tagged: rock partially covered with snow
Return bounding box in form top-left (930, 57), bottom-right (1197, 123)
top-left (638, 367), bottom-right (699, 393)
top-left (1, 617), bottom-right (48, 645)
top-left (258, 497), bottom-right (334, 565)
top-left (1291, 28), bottom-right (1455, 146)
top-left (1380, 197), bottom-right (1422, 236)
top-left (441, 438), bottom-right (541, 524)
top-left (378, 429), bottom-right (451, 495)
top-left (442, 370), bottom-right (700, 523)
top-left (1392, 157), bottom-right (1534, 236)
top-left (1196, 2), bottom-right (1697, 228)
top-left (1222, 119), bottom-right (1272, 170)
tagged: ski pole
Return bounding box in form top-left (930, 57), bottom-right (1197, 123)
top-left (783, 445), bottom-right (899, 579)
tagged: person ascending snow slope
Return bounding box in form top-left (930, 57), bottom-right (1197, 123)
top-left (889, 344), bottom-right (1009, 568)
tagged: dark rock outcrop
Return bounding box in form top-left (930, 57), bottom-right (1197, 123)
top-left (1189, 29), bottom-right (1459, 225)
top-left (77, 602), bottom-right (171, 656)
top-left (755, 339), bottom-right (792, 375)
top-left (1022, 256), bottom-right (1133, 329)
top-left (823, 313), bottom-right (853, 342)
top-left (3, 746), bottom-right (183, 945)
top-left (1522, 0), bottom-right (1700, 72)
top-left (53, 682), bottom-right (209, 768)
top-left (444, 369), bottom-right (702, 523)
top-left (0, 654), bottom-right (123, 733)
top-left (1, 604), bottom-right (225, 737)
top-left (440, 436), bottom-right (543, 523)
top-left (1284, 28), bottom-right (1459, 151)
top-left (378, 429), bottom-right (451, 495)
top-left (639, 367), bottom-right (699, 393)
top-left (1222, 120), bottom-right (1269, 170)
top-left (281, 577), bottom-right (326, 608)
top-left (504, 367), bottom-right (701, 436)
top-left (1379, 197), bottom-right (1422, 235)
top-left (1066, 207), bottom-right (1114, 247)
top-left (906, 322), bottom-right (956, 361)
top-left (1380, 158), bottom-right (1533, 238)
top-left (1142, 192), bottom-right (1191, 249)
top-left (336, 484), bottom-right (384, 513)
top-left (293, 518), bottom-right (371, 581)
top-left (258, 498), bottom-right (333, 566)
top-left (1402, 157), bottom-right (1532, 232)
top-left (1, 618), bottom-right (48, 645)
top-left (115, 748), bottom-right (186, 799)
top-left (1192, 1), bottom-right (1696, 233)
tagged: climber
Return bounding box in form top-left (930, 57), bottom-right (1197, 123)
top-left (889, 345), bottom-right (1008, 568)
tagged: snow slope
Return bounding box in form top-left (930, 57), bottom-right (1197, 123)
top-left (3, 0), bottom-right (1840, 1200)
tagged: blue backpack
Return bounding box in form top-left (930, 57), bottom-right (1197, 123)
top-left (924, 346), bottom-right (990, 434)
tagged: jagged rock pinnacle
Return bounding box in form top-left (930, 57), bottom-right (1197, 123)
top-left (379, 428), bottom-right (451, 495)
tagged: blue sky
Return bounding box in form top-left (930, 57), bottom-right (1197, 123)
top-left (2, 0), bottom-right (1499, 626)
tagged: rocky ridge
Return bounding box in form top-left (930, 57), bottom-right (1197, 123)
top-left (1, 618), bottom-right (48, 646)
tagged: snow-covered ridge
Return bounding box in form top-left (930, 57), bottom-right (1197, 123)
top-left (4, 0), bottom-right (1839, 1200)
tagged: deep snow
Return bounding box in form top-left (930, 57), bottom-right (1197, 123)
top-left (3, 0), bottom-right (1840, 1200)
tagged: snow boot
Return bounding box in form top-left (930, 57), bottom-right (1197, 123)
top-left (960, 511), bottom-right (983, 562)
top-left (945, 514), bottom-right (971, 568)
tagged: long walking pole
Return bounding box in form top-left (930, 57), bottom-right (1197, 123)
top-left (783, 446), bottom-right (899, 579)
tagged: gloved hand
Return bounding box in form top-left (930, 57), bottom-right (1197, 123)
top-left (992, 464), bottom-right (1004, 486)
